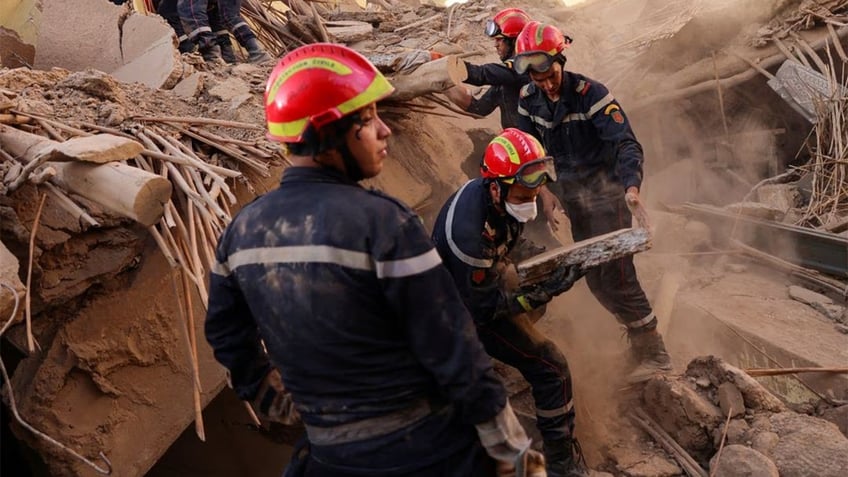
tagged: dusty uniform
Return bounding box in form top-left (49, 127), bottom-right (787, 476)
top-left (206, 167), bottom-right (504, 476)
top-left (464, 61), bottom-right (528, 129)
top-left (517, 71), bottom-right (656, 331)
top-left (177, 0), bottom-right (259, 51)
top-left (431, 178), bottom-right (575, 445)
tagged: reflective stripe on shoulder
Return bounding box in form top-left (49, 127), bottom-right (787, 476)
top-left (212, 245), bottom-right (441, 279)
top-left (562, 112), bottom-right (588, 124)
top-left (212, 245), bottom-right (373, 277)
top-left (446, 181), bottom-right (494, 269)
top-left (587, 93), bottom-right (614, 117)
top-left (528, 114), bottom-right (554, 129)
top-left (517, 105), bottom-right (530, 117)
top-left (375, 248), bottom-right (442, 279)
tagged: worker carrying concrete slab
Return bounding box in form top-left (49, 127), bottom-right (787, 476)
top-left (514, 22), bottom-right (673, 383)
top-left (176, 0), bottom-right (270, 63)
top-left (432, 128), bottom-right (611, 477)
top-left (205, 43), bottom-right (543, 477)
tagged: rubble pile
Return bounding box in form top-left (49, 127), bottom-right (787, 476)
top-left (638, 357), bottom-right (848, 477)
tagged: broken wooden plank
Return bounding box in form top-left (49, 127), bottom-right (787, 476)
top-left (517, 228), bottom-right (651, 286)
top-left (388, 55), bottom-right (468, 101)
top-left (325, 20), bottom-right (373, 43)
top-left (49, 162), bottom-right (173, 226)
top-left (0, 125), bottom-right (143, 164)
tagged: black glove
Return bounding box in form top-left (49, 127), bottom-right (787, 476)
top-left (252, 369), bottom-right (301, 425)
top-left (535, 264), bottom-right (585, 297)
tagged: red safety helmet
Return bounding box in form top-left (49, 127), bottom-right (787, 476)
top-left (485, 8), bottom-right (531, 39)
top-left (513, 22), bottom-right (573, 75)
top-left (264, 43), bottom-right (395, 143)
top-left (481, 129), bottom-right (556, 188)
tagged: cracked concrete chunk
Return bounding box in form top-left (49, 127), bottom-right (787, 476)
top-left (171, 72), bottom-right (205, 99)
top-left (770, 412), bottom-right (848, 477)
top-left (709, 445), bottom-right (778, 477)
top-left (820, 404), bottom-right (848, 438)
top-left (756, 184), bottom-right (800, 213)
top-left (718, 382), bottom-right (746, 418)
top-left (0, 241), bottom-right (25, 324)
top-left (209, 77), bottom-right (252, 102)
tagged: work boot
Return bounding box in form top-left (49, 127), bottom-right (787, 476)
top-left (544, 438), bottom-right (612, 477)
top-left (627, 329), bottom-right (673, 383)
top-left (199, 44), bottom-right (224, 63)
top-left (245, 38), bottom-right (273, 64)
top-left (216, 34), bottom-right (238, 64)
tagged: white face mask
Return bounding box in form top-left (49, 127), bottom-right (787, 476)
top-left (504, 200), bottom-right (538, 223)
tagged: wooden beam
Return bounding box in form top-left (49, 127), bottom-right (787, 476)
top-left (388, 55), bottom-right (468, 101)
top-left (517, 228), bottom-right (651, 286)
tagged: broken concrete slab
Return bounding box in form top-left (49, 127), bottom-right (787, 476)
top-left (31, 0), bottom-right (181, 90)
top-left (208, 77), bottom-right (252, 102)
top-left (788, 285), bottom-right (846, 322)
top-left (0, 240), bottom-right (25, 324)
top-left (326, 20), bottom-right (374, 43)
top-left (709, 445), bottom-right (778, 477)
top-left (110, 15), bottom-right (183, 90)
top-left (0, 0), bottom-right (39, 68)
top-left (820, 404), bottom-right (848, 437)
top-left (770, 412), bottom-right (848, 477)
top-left (171, 72), bottom-right (205, 99)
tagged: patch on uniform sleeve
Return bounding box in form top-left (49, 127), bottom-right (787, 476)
top-left (520, 83), bottom-right (532, 98)
top-left (605, 103), bottom-right (624, 124)
top-left (575, 80), bottom-right (591, 95)
top-left (471, 269), bottom-right (487, 284)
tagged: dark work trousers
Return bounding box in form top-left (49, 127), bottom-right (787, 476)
top-left (177, 0), bottom-right (216, 48)
top-left (216, 0), bottom-right (260, 47)
top-left (563, 193), bottom-right (655, 330)
top-left (290, 442), bottom-right (496, 477)
top-left (477, 314), bottom-right (574, 443)
top-left (160, 0), bottom-right (230, 52)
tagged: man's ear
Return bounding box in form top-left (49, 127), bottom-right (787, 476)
top-left (489, 181), bottom-right (502, 203)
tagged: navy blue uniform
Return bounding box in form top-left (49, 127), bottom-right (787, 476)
top-left (206, 167), bottom-right (504, 476)
top-left (432, 178), bottom-right (575, 445)
top-left (464, 61), bottom-right (528, 129)
top-left (517, 71), bottom-right (656, 330)
top-left (178, 0), bottom-right (260, 50)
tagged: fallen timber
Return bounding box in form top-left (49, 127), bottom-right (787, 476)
top-left (517, 228), bottom-right (652, 286)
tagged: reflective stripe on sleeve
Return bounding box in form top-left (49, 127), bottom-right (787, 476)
top-left (587, 93), bottom-right (614, 117)
top-left (375, 248), bottom-right (442, 279)
top-left (446, 181), bottom-right (494, 269)
top-left (212, 245), bottom-right (373, 277)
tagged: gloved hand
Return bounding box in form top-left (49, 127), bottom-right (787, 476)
top-left (251, 368), bottom-right (301, 425)
top-left (537, 264), bottom-right (585, 297)
top-left (476, 402), bottom-right (531, 464)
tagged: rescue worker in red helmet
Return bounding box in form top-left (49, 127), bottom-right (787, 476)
top-left (432, 128), bottom-right (591, 476)
top-left (205, 43), bottom-right (537, 476)
top-left (446, 7), bottom-right (543, 129)
top-left (514, 22), bottom-right (674, 384)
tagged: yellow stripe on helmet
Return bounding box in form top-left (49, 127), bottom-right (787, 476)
top-left (491, 136), bottom-right (521, 165)
top-left (267, 117), bottom-right (309, 140)
top-left (266, 58), bottom-right (354, 106)
top-left (337, 73), bottom-right (394, 115)
top-left (266, 73), bottom-right (394, 141)
top-left (534, 24), bottom-right (544, 48)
